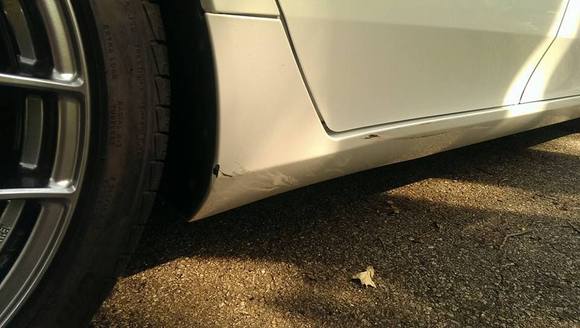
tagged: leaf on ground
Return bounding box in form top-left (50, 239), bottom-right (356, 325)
top-left (352, 266), bottom-right (377, 288)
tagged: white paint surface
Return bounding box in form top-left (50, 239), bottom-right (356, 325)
top-left (194, 14), bottom-right (580, 220)
top-left (522, 0), bottom-right (580, 102)
top-left (278, 0), bottom-right (568, 132)
top-left (201, 0), bottom-right (278, 16)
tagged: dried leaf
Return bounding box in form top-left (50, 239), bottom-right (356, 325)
top-left (352, 266), bottom-right (377, 288)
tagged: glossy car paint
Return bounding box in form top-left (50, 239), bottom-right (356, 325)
top-left (193, 13), bottom-right (580, 220)
top-left (523, 0), bottom-right (580, 102)
top-left (278, 0), bottom-right (568, 132)
top-left (200, 0), bottom-right (278, 16)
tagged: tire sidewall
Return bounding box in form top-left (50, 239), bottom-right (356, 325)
top-left (10, 1), bottom-right (159, 327)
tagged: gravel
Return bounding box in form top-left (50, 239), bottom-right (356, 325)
top-left (92, 120), bottom-right (579, 328)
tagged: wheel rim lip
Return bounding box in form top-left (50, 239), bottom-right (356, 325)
top-left (0, 0), bottom-right (91, 325)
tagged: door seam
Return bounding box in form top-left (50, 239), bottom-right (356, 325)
top-left (273, 0), bottom-right (333, 133)
top-left (518, 0), bottom-right (571, 104)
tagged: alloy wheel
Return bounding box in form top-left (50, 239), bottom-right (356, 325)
top-left (0, 0), bottom-right (90, 325)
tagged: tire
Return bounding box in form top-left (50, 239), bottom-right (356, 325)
top-left (5, 0), bottom-right (170, 327)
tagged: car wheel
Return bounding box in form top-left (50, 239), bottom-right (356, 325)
top-left (0, 0), bottom-right (169, 327)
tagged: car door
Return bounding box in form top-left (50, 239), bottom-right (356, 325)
top-left (278, 0), bottom-right (568, 132)
top-left (522, 0), bottom-right (580, 102)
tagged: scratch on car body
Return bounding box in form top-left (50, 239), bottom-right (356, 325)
top-left (364, 134), bottom-right (380, 140)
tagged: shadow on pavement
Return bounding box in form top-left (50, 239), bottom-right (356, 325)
top-left (106, 120), bottom-right (579, 327)
top-left (128, 120), bottom-right (578, 272)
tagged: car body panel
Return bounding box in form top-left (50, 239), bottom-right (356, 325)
top-left (522, 0), bottom-right (580, 102)
top-left (194, 13), bottom-right (580, 220)
top-left (277, 0), bottom-right (568, 132)
top-left (200, 0), bottom-right (279, 16)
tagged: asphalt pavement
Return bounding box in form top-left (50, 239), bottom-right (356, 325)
top-left (92, 120), bottom-right (579, 328)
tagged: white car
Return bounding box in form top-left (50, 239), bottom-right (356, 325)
top-left (1, 0), bottom-right (579, 327)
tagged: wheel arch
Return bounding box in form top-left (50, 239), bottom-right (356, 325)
top-left (159, 1), bottom-right (217, 218)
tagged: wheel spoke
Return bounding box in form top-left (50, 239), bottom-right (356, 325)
top-left (19, 96), bottom-right (44, 170)
top-left (51, 96), bottom-right (82, 183)
top-left (36, 0), bottom-right (77, 75)
top-left (0, 0), bottom-right (90, 324)
top-left (0, 202), bottom-right (66, 319)
top-left (0, 188), bottom-right (74, 201)
top-left (0, 73), bottom-right (84, 94)
top-left (0, 200), bottom-right (25, 254)
top-left (1, 0), bottom-right (37, 66)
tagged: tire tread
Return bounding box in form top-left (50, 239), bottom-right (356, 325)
top-left (113, 0), bottom-right (170, 271)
